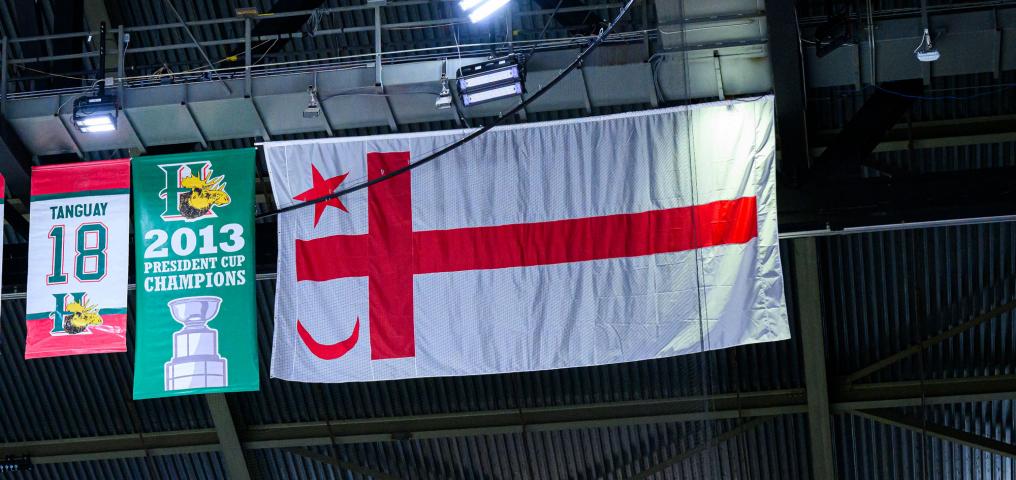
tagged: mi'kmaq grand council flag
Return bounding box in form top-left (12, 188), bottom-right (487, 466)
top-left (264, 97), bottom-right (789, 383)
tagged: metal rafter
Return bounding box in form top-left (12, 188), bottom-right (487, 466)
top-left (853, 409), bottom-right (1016, 459)
top-left (6, 375), bottom-right (1016, 465)
top-left (205, 394), bottom-right (252, 480)
top-left (765, 0), bottom-right (809, 182)
top-left (794, 238), bottom-right (837, 479)
top-left (629, 417), bottom-right (773, 480)
top-left (842, 272), bottom-right (1016, 384)
top-left (283, 447), bottom-right (405, 480)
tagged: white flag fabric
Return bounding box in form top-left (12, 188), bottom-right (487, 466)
top-left (264, 97), bottom-right (789, 383)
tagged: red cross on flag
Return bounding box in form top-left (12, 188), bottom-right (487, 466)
top-left (264, 97), bottom-right (789, 383)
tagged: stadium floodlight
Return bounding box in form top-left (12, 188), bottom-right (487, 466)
top-left (460, 0), bottom-right (510, 23)
top-left (435, 80), bottom-right (453, 109)
top-left (457, 65), bottom-right (520, 91)
top-left (456, 55), bottom-right (525, 106)
top-left (72, 94), bottom-right (118, 133)
top-left (468, 0), bottom-right (511, 23)
top-left (303, 86), bottom-right (321, 118)
top-left (459, 0), bottom-right (485, 11)
top-left (914, 28), bottom-right (940, 62)
top-left (462, 82), bottom-right (523, 106)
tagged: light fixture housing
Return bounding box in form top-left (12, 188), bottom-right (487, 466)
top-left (72, 94), bottom-right (118, 134)
top-left (460, 0), bottom-right (510, 23)
top-left (456, 55), bottom-right (526, 106)
top-left (457, 65), bottom-right (521, 92)
top-left (435, 80), bottom-right (453, 110)
top-left (914, 28), bottom-right (940, 62)
top-left (303, 86), bottom-right (321, 118)
top-left (462, 82), bottom-right (523, 106)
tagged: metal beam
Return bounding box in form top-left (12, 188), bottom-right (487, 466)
top-left (813, 79), bottom-right (921, 177)
top-left (283, 447), bottom-right (405, 480)
top-left (7, 375), bottom-right (1016, 464)
top-left (853, 409), bottom-right (1016, 459)
top-left (765, 0), bottom-right (810, 182)
top-left (778, 165), bottom-right (1016, 233)
top-left (205, 394), bottom-right (252, 480)
top-left (833, 375), bottom-right (1016, 412)
top-left (249, 98), bottom-right (271, 142)
top-left (161, 0), bottom-right (231, 94)
top-left (0, 120), bottom-right (31, 202)
top-left (794, 238), bottom-right (837, 479)
top-left (811, 115), bottom-right (1016, 156)
top-left (3, 429), bottom-right (221, 464)
top-left (843, 297), bottom-right (1016, 384)
top-left (1, 36), bottom-right (8, 115)
top-left (83, 0), bottom-right (116, 75)
top-left (374, 6), bottom-right (399, 133)
top-left (183, 101), bottom-right (209, 148)
top-left (630, 417), bottom-right (773, 480)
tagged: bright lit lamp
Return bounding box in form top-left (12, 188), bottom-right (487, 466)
top-left (914, 28), bottom-right (940, 62)
top-left (456, 55), bottom-right (526, 106)
top-left (460, 0), bottom-right (510, 23)
top-left (72, 94), bottom-right (118, 134)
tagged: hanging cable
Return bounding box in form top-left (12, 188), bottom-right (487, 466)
top-left (521, 0), bottom-right (566, 69)
top-left (674, 0), bottom-right (719, 474)
top-left (254, 0), bottom-right (638, 220)
top-left (162, 0), bottom-right (232, 93)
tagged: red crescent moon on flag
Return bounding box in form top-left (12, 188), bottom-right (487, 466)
top-left (297, 317), bottom-right (360, 360)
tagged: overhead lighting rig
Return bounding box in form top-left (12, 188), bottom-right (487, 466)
top-left (436, 80), bottom-right (453, 110)
top-left (304, 86), bottom-right (322, 118)
top-left (234, 7), bottom-right (260, 17)
top-left (73, 94), bottom-right (118, 133)
top-left (914, 28), bottom-right (940, 62)
top-left (0, 456), bottom-right (31, 473)
top-left (435, 59), bottom-right (453, 110)
top-left (456, 54), bottom-right (526, 107)
top-left (73, 22), bottom-right (119, 134)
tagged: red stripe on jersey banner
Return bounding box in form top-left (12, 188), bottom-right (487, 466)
top-left (31, 158), bottom-right (131, 197)
top-left (23, 314), bottom-right (128, 359)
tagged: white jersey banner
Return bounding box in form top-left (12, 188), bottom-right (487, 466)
top-left (25, 159), bottom-right (131, 359)
top-left (264, 97), bottom-right (789, 383)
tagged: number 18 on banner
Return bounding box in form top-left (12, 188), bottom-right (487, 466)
top-left (132, 148), bottom-right (258, 400)
top-left (25, 159), bottom-right (131, 359)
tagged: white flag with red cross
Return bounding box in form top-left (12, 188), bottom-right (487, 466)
top-left (264, 97), bottom-right (789, 383)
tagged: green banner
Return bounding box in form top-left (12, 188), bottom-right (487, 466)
top-left (132, 148), bottom-right (258, 400)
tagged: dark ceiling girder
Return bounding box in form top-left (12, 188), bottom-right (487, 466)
top-left (8, 375), bottom-right (1016, 464)
top-left (814, 79), bottom-right (923, 176)
top-left (10, 0), bottom-right (85, 90)
top-left (0, 118), bottom-right (32, 238)
top-left (764, 0), bottom-right (810, 185)
top-left (811, 115), bottom-right (1016, 154)
top-left (779, 166), bottom-right (1016, 232)
top-left (234, 0), bottom-right (605, 61)
top-left (229, 0), bottom-right (330, 61)
top-left (854, 409), bottom-right (1016, 459)
top-left (531, 0), bottom-right (604, 34)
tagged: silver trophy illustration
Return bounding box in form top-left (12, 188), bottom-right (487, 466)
top-left (164, 296), bottom-right (229, 391)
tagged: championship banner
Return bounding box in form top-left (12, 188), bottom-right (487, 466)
top-left (264, 96), bottom-right (789, 383)
top-left (25, 160), bottom-right (130, 359)
top-left (132, 148), bottom-right (258, 400)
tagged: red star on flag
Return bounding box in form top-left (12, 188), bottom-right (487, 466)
top-left (293, 164), bottom-right (350, 227)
